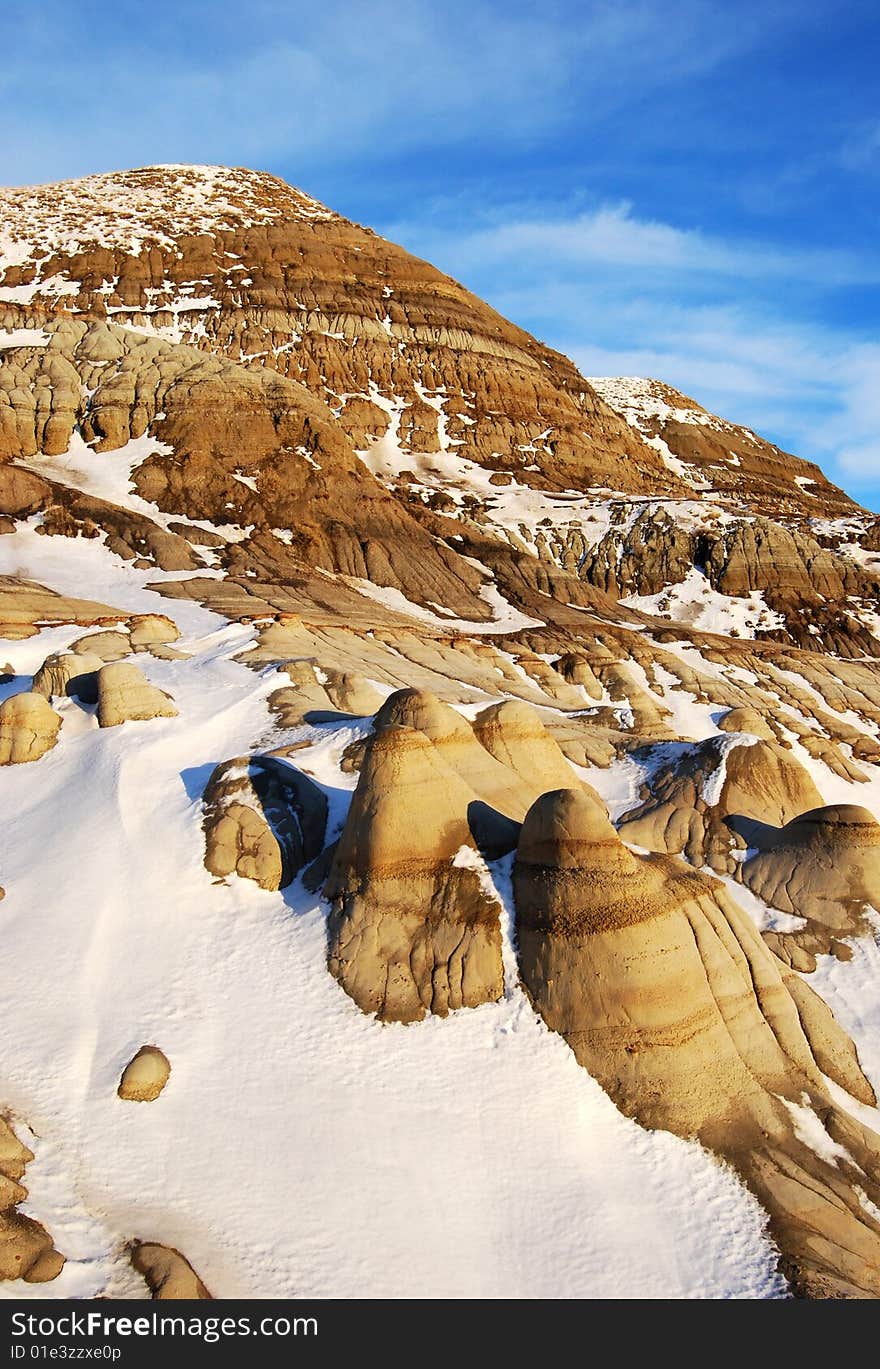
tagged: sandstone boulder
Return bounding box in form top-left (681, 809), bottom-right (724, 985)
top-left (96, 663), bottom-right (177, 727)
top-left (118, 1046), bottom-right (171, 1102)
top-left (71, 629), bottom-right (132, 661)
top-left (0, 692), bottom-right (61, 763)
top-left (325, 724), bottom-right (504, 1022)
top-left (127, 614), bottom-right (180, 648)
top-left (32, 650), bottom-right (103, 703)
top-left (202, 754), bottom-right (327, 891)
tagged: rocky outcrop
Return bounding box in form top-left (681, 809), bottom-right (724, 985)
top-left (118, 1046), bottom-right (171, 1102)
top-left (96, 662), bottom-right (177, 727)
top-left (373, 688), bottom-right (543, 840)
top-left (579, 506), bottom-right (696, 599)
top-left (0, 691), bottom-right (61, 763)
top-left (130, 1242), bottom-right (211, 1299)
top-left (717, 706), bottom-right (776, 741)
top-left (515, 788), bottom-right (880, 1298)
top-left (0, 576), bottom-right (124, 640)
top-left (618, 735), bottom-right (824, 873)
top-left (744, 805), bottom-right (880, 962)
top-left (325, 724), bottom-right (504, 1022)
top-left (0, 1117), bottom-right (64, 1284)
top-left (202, 754), bottom-right (327, 891)
top-left (472, 699), bottom-right (583, 793)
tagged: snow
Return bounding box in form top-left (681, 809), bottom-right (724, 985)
top-left (622, 567), bottom-right (785, 638)
top-left (18, 431), bottom-right (173, 519)
top-left (345, 576), bottom-right (544, 635)
top-left (0, 540), bottom-right (786, 1298)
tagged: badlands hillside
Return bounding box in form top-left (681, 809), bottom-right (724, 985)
top-left (1, 164), bottom-right (880, 1299)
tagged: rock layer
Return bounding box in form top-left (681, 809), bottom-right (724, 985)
top-left (325, 724), bottom-right (504, 1022)
top-left (515, 788), bottom-right (880, 1298)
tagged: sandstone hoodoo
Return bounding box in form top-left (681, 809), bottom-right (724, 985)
top-left (202, 753), bottom-right (327, 891)
top-left (325, 723), bottom-right (505, 1022)
top-left (118, 1046), bottom-right (171, 1103)
top-left (1, 162), bottom-right (880, 1300)
top-left (515, 788), bottom-right (880, 1297)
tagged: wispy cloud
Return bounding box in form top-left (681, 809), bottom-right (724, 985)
top-left (0, 0), bottom-right (791, 184)
top-left (385, 200), bottom-right (880, 508)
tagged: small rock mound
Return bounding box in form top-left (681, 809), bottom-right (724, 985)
top-left (118, 1046), bottom-right (171, 1102)
top-left (32, 650), bottom-right (103, 703)
top-left (717, 706), bottom-right (776, 742)
top-left (128, 614), bottom-right (180, 648)
top-left (203, 754), bottom-right (327, 891)
top-left (71, 629), bottom-right (132, 661)
top-left (618, 734), bottom-right (823, 873)
top-left (515, 788), bottom-right (880, 1299)
top-left (96, 662), bottom-right (177, 727)
top-left (325, 724), bottom-right (503, 1022)
top-left (0, 1117), bottom-right (64, 1284)
top-left (744, 804), bottom-right (880, 959)
top-left (0, 692), bottom-right (61, 764)
top-left (130, 1242), bottom-right (212, 1299)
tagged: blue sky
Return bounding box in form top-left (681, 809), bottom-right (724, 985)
top-left (3, 0), bottom-right (880, 510)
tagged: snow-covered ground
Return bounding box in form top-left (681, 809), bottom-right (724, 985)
top-left (0, 536), bottom-right (790, 1301)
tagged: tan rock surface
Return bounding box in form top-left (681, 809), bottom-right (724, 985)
top-left (619, 735), bottom-right (824, 873)
top-left (325, 724), bottom-right (504, 1022)
top-left (96, 662), bottom-right (177, 727)
top-left (0, 691), bottom-right (61, 763)
top-left (32, 650), bottom-right (103, 702)
top-left (742, 805), bottom-right (880, 957)
top-left (0, 1117), bottom-right (64, 1284)
top-left (118, 1046), bottom-right (171, 1102)
top-left (130, 1242), bottom-right (212, 1299)
top-left (202, 754), bottom-right (327, 891)
top-left (515, 787), bottom-right (880, 1298)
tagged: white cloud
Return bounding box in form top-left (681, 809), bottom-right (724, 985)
top-left (0, 0), bottom-right (795, 184)
top-left (386, 201), bottom-right (880, 508)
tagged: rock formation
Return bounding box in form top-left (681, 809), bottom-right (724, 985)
top-left (618, 734), bottom-right (824, 873)
top-left (130, 1242), bottom-right (212, 1299)
top-left (3, 164), bottom-right (880, 1300)
top-left (515, 788), bottom-right (880, 1298)
top-left (325, 724), bottom-right (504, 1022)
top-left (743, 805), bottom-right (880, 964)
top-left (32, 650), bottom-right (103, 703)
top-left (118, 1046), bottom-right (171, 1102)
top-left (96, 662), bottom-right (177, 727)
top-left (0, 1117), bottom-right (64, 1284)
top-left (202, 753), bottom-right (327, 891)
top-left (0, 691), bottom-right (61, 763)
